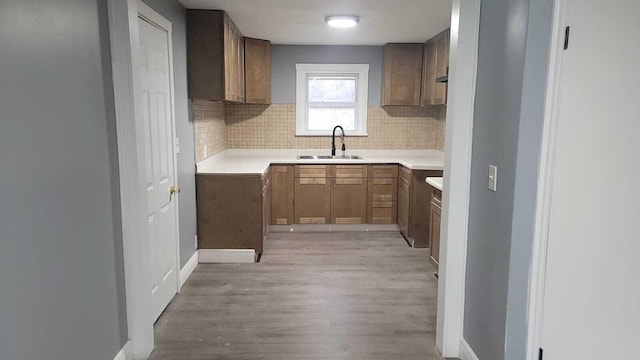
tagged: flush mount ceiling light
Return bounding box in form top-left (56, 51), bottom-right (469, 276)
top-left (325, 15), bottom-right (360, 28)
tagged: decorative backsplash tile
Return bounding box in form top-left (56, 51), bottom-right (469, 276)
top-left (225, 104), bottom-right (446, 150)
top-left (193, 100), bottom-right (227, 162)
top-left (193, 101), bottom-right (446, 162)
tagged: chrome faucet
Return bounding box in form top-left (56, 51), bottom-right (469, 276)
top-left (331, 126), bottom-right (346, 157)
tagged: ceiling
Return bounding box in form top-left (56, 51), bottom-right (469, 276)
top-left (178, 0), bottom-right (453, 45)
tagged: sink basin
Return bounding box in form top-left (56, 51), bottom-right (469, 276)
top-left (297, 155), bottom-right (363, 160)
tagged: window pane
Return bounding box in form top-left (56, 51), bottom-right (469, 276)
top-left (308, 76), bottom-right (356, 102)
top-left (308, 106), bottom-right (356, 131)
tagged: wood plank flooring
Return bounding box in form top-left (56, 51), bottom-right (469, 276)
top-left (150, 232), bottom-right (443, 360)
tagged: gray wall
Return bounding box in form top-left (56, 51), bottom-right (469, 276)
top-left (271, 45), bottom-right (383, 106)
top-left (504, 0), bottom-right (553, 358)
top-left (0, 0), bottom-right (127, 359)
top-left (142, 0), bottom-right (197, 267)
top-left (463, 0), bottom-right (530, 358)
top-left (463, 0), bottom-right (554, 359)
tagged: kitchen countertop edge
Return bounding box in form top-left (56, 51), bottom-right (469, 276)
top-left (196, 149), bottom-right (445, 176)
top-left (426, 177), bottom-right (444, 191)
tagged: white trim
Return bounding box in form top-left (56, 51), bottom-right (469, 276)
top-left (295, 63), bottom-right (369, 136)
top-left (136, 0), bottom-right (183, 298)
top-left (199, 249), bottom-right (257, 263)
top-left (113, 340), bottom-right (135, 360)
top-left (107, 0), bottom-right (154, 358)
top-left (525, 1), bottom-right (567, 359)
top-left (436, 0), bottom-right (481, 357)
top-left (459, 338), bottom-right (480, 360)
top-left (179, 250), bottom-right (199, 289)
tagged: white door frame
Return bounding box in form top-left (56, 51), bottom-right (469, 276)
top-left (107, 0), bottom-right (181, 358)
top-left (436, 0), bottom-right (481, 357)
top-left (524, 0), bottom-right (567, 359)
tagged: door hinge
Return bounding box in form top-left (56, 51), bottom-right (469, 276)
top-left (563, 26), bottom-right (570, 50)
top-left (539, 348), bottom-right (544, 360)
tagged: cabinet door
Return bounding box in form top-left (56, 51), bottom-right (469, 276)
top-left (398, 174), bottom-right (411, 238)
top-left (381, 43), bottom-right (424, 106)
top-left (420, 41), bottom-right (437, 106)
top-left (330, 165), bottom-right (367, 224)
top-left (245, 38), bottom-right (271, 104)
top-left (260, 170), bottom-right (271, 255)
top-left (429, 196), bottom-right (442, 270)
top-left (271, 165), bottom-right (294, 225)
top-left (186, 10), bottom-right (225, 100)
top-left (433, 29), bottom-right (450, 105)
top-left (294, 165), bottom-right (330, 224)
top-left (223, 14), bottom-right (245, 103)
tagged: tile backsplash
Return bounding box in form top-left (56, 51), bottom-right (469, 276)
top-left (193, 100), bottom-right (227, 162)
top-left (194, 101), bottom-right (446, 162)
top-left (226, 104), bottom-right (446, 150)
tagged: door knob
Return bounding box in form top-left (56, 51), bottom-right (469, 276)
top-left (169, 185), bottom-right (181, 200)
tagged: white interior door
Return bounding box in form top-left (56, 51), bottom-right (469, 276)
top-left (137, 15), bottom-right (178, 322)
top-left (539, 1), bottom-right (640, 359)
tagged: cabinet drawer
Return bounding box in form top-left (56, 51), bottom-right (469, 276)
top-left (368, 165), bottom-right (398, 179)
top-left (367, 178), bottom-right (398, 202)
top-left (330, 165), bottom-right (368, 178)
top-left (295, 165), bottom-right (328, 178)
top-left (367, 201), bottom-right (398, 224)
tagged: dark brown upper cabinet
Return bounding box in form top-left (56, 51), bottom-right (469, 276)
top-left (421, 29), bottom-right (450, 106)
top-left (244, 37), bottom-right (271, 104)
top-left (381, 43), bottom-right (424, 106)
top-left (187, 10), bottom-right (245, 102)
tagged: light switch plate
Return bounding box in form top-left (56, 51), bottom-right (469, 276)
top-left (488, 165), bottom-right (498, 192)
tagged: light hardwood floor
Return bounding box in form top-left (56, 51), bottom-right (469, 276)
top-left (150, 232), bottom-right (444, 360)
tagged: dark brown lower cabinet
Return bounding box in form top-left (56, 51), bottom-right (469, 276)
top-left (294, 165), bottom-right (331, 224)
top-left (271, 165), bottom-right (294, 225)
top-left (261, 170), bottom-right (272, 250)
top-left (398, 165), bottom-right (443, 248)
top-left (196, 169), bottom-right (270, 257)
top-left (429, 187), bottom-right (442, 270)
top-left (367, 165), bottom-right (398, 224)
top-left (398, 171), bottom-right (411, 236)
top-left (331, 165), bottom-right (368, 224)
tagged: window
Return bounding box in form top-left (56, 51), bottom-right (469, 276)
top-left (296, 64), bottom-right (369, 136)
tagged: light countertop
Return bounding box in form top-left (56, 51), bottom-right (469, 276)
top-left (426, 177), bottom-right (443, 191)
top-left (197, 149), bottom-right (445, 175)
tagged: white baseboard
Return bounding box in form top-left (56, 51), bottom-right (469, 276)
top-left (113, 340), bottom-right (134, 360)
top-left (179, 250), bottom-right (199, 290)
top-left (270, 224), bottom-right (400, 233)
top-left (460, 338), bottom-right (480, 360)
top-left (199, 249), bottom-right (256, 263)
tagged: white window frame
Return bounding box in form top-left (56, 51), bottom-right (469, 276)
top-left (295, 63), bottom-right (369, 136)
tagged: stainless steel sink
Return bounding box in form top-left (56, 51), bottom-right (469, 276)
top-left (297, 155), bottom-right (363, 160)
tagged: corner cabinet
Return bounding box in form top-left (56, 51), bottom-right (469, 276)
top-left (196, 172), bottom-right (267, 257)
top-left (397, 166), bottom-right (443, 248)
top-left (381, 43), bottom-right (424, 106)
top-left (244, 37), bottom-right (271, 104)
top-left (187, 10), bottom-right (245, 102)
top-left (421, 29), bottom-right (450, 106)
